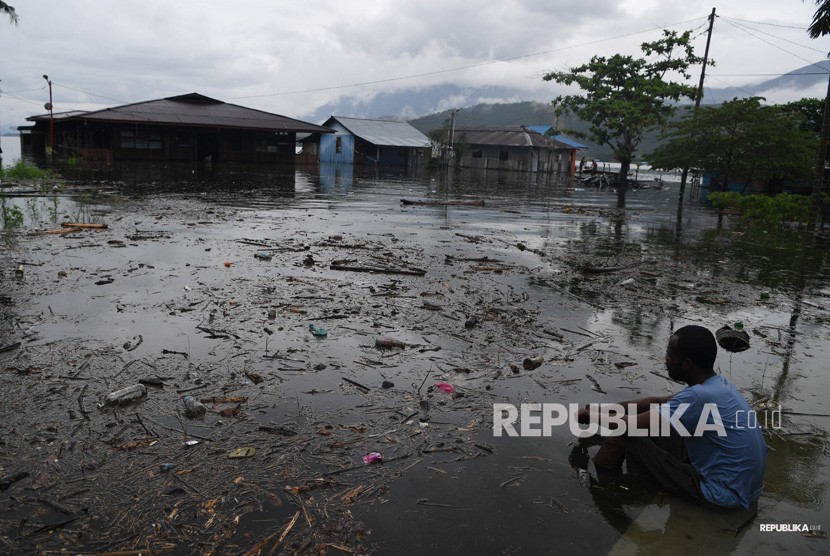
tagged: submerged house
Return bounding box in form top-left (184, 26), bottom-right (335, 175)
top-left (21, 93), bottom-right (333, 164)
top-left (307, 116), bottom-right (429, 170)
top-left (454, 125), bottom-right (583, 173)
top-left (526, 126), bottom-right (587, 174)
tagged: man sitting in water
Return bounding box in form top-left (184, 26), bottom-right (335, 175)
top-left (577, 325), bottom-right (766, 509)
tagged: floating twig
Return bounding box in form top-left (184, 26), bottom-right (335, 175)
top-left (342, 377), bottom-right (370, 392)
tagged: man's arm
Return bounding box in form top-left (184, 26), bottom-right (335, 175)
top-left (577, 394), bottom-right (673, 424)
top-left (618, 395), bottom-right (673, 414)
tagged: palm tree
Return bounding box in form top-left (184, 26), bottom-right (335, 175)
top-left (0, 2), bottom-right (18, 25)
top-left (809, 0), bottom-right (830, 38)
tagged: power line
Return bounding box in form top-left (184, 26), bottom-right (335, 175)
top-left (704, 75), bottom-right (759, 102)
top-left (719, 17), bottom-right (827, 72)
top-left (53, 82), bottom-right (126, 104)
top-left (719, 15), bottom-right (827, 54)
top-left (229, 16), bottom-right (708, 100)
top-left (717, 15), bottom-right (809, 30)
top-left (711, 71), bottom-right (829, 77)
top-left (0, 87), bottom-right (46, 95)
top-left (0, 92), bottom-right (47, 108)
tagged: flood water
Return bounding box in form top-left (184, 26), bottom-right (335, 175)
top-left (1, 160), bottom-right (828, 555)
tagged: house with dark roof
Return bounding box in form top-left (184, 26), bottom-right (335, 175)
top-left (454, 125), bottom-right (584, 173)
top-left (22, 93), bottom-right (333, 164)
top-left (307, 116), bottom-right (429, 169)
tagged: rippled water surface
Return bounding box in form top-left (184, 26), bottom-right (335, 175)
top-left (1, 161), bottom-right (827, 555)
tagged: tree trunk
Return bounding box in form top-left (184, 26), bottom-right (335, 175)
top-left (616, 160), bottom-right (630, 208)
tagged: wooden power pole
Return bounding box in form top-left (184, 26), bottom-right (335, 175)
top-left (677, 7), bottom-right (716, 222)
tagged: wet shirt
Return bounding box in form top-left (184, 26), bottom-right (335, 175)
top-left (658, 375), bottom-right (766, 508)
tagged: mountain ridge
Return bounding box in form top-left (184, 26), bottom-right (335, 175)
top-left (303, 62), bottom-right (830, 160)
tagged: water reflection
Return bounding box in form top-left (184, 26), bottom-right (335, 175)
top-left (319, 161), bottom-right (354, 194)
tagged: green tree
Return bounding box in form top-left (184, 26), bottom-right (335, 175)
top-left (807, 0), bottom-right (830, 230)
top-left (1, 2), bottom-right (17, 25)
top-left (648, 97), bottom-right (817, 193)
top-left (778, 97), bottom-right (824, 135)
top-left (543, 30), bottom-right (703, 208)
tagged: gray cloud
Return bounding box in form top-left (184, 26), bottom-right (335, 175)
top-left (0, 0), bottom-right (823, 134)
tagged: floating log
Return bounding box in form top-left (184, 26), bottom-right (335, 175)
top-left (61, 222), bottom-right (108, 229)
top-left (401, 198), bottom-right (485, 207)
top-left (31, 227), bottom-right (82, 236)
top-left (330, 263), bottom-right (426, 276)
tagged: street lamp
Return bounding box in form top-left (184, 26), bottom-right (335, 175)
top-left (43, 74), bottom-right (54, 157)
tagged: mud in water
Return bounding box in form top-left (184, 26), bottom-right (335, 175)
top-left (1, 163), bottom-right (828, 555)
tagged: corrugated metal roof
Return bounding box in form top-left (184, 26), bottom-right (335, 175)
top-left (327, 116), bottom-right (429, 148)
top-left (551, 135), bottom-right (587, 149)
top-left (27, 93), bottom-right (332, 133)
top-left (526, 126), bottom-right (587, 149)
top-left (453, 125), bottom-right (554, 148)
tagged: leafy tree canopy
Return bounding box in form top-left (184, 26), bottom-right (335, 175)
top-left (543, 30), bottom-right (703, 207)
top-left (647, 97), bottom-right (818, 191)
top-left (778, 97), bottom-right (824, 135)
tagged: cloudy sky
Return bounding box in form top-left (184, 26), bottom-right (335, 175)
top-left (0, 0), bottom-right (827, 132)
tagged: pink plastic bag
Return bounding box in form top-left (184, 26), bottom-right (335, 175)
top-left (435, 381), bottom-right (455, 394)
top-left (363, 452), bottom-right (383, 464)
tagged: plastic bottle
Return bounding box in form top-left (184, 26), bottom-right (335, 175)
top-left (419, 399), bottom-right (431, 422)
top-left (103, 384), bottom-right (147, 405)
top-left (182, 395), bottom-right (206, 418)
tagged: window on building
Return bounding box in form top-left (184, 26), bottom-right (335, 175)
top-left (121, 129), bottom-right (162, 150)
top-left (499, 150), bottom-right (509, 161)
top-left (472, 150), bottom-right (482, 158)
top-left (255, 133), bottom-right (278, 153)
top-left (336, 136), bottom-right (342, 154)
top-left (120, 131), bottom-right (134, 149)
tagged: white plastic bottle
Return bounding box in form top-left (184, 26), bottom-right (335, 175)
top-left (103, 384), bottom-right (147, 405)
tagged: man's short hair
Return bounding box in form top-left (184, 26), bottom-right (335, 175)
top-left (672, 325), bottom-right (717, 370)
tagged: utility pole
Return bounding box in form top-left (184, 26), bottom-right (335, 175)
top-left (677, 7), bottom-right (715, 225)
top-left (448, 108), bottom-right (458, 162)
top-left (43, 74), bottom-right (54, 159)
